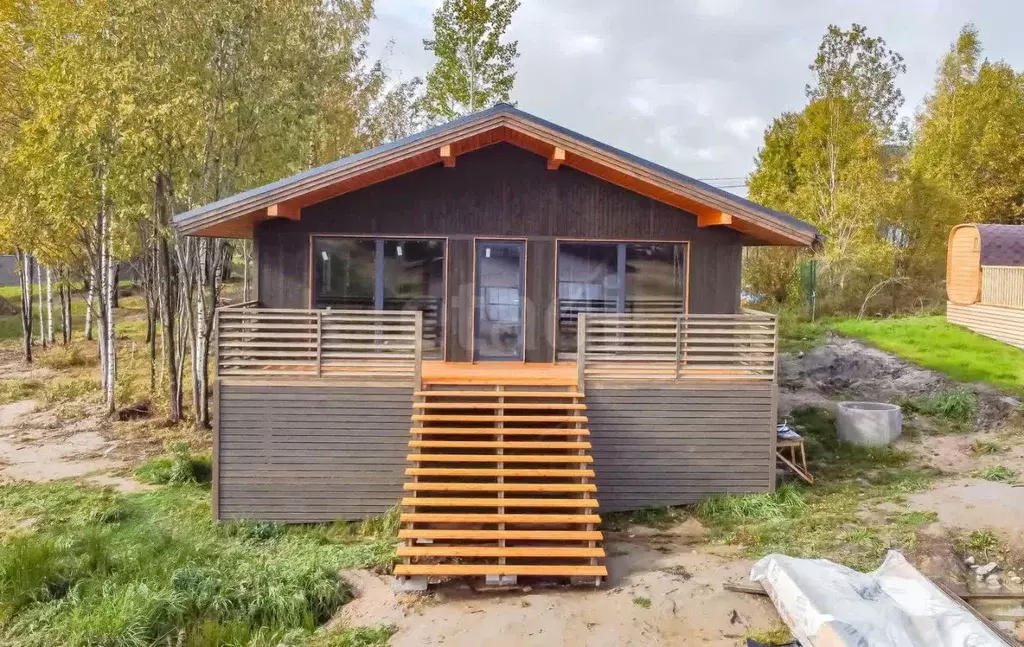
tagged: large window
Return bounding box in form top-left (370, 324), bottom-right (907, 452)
top-left (557, 241), bottom-right (687, 357)
top-left (313, 237), bottom-right (445, 358)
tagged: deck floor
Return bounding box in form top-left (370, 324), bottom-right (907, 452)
top-left (422, 362), bottom-right (578, 386)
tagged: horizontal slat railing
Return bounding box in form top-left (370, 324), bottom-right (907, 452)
top-left (216, 308), bottom-right (422, 381)
top-left (981, 266), bottom-right (1024, 309)
top-left (578, 311), bottom-right (778, 382)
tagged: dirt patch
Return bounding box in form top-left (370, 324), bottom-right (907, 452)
top-left (0, 400), bottom-right (144, 492)
top-left (336, 521), bottom-right (781, 647)
top-left (910, 479), bottom-right (1024, 552)
top-left (779, 335), bottom-right (1020, 429)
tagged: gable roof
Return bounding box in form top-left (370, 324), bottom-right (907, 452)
top-left (173, 104), bottom-right (819, 246)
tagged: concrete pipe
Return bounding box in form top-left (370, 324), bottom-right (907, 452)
top-left (836, 402), bottom-right (903, 446)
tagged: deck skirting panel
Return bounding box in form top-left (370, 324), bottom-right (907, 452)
top-left (215, 381), bottom-right (412, 522)
top-left (586, 383), bottom-right (775, 511)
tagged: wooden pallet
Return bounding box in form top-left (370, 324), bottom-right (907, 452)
top-left (397, 377), bottom-right (607, 585)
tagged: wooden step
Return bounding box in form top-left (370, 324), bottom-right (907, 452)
top-left (401, 497), bottom-right (599, 509)
top-left (406, 467), bottom-right (595, 478)
top-left (399, 529), bottom-right (603, 541)
top-left (414, 402), bottom-right (587, 411)
top-left (394, 564), bottom-right (607, 577)
top-left (397, 546), bottom-right (605, 558)
top-left (411, 427), bottom-right (590, 436)
top-left (421, 377), bottom-right (578, 387)
top-left (403, 482), bottom-right (597, 493)
top-left (413, 414), bottom-right (588, 424)
top-left (400, 513), bottom-right (602, 524)
top-left (416, 390), bottom-right (584, 398)
top-left (408, 440), bottom-right (591, 450)
top-left (408, 454), bottom-right (593, 464)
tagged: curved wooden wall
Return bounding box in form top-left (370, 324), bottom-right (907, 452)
top-left (947, 224), bottom-right (981, 305)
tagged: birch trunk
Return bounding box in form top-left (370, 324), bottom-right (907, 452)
top-left (45, 266), bottom-right (54, 344)
top-left (15, 251), bottom-right (33, 363)
top-left (36, 259), bottom-right (46, 350)
top-left (84, 266), bottom-right (96, 341)
top-left (104, 216), bottom-right (117, 414)
top-left (97, 211), bottom-right (108, 391)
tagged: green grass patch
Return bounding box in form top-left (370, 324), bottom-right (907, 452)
top-left (970, 465), bottom-right (1018, 483)
top-left (745, 625), bottom-right (794, 645)
top-left (956, 530), bottom-right (1002, 561)
top-left (631, 596), bottom-right (651, 609)
top-left (134, 442), bottom-right (212, 485)
top-left (0, 482), bottom-right (398, 646)
top-left (777, 313), bottom-right (830, 354)
top-left (830, 316), bottom-right (1024, 396)
top-left (0, 379), bottom-right (44, 405)
top-left (696, 406), bottom-right (937, 571)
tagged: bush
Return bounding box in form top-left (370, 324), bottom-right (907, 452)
top-left (135, 443), bottom-right (212, 485)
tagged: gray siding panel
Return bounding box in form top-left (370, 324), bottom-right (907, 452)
top-left (588, 383), bottom-right (774, 512)
top-left (216, 382), bottom-right (411, 522)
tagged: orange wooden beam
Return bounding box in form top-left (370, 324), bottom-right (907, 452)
top-left (440, 144), bottom-right (456, 168)
top-left (266, 202), bottom-right (301, 220)
top-left (547, 147), bottom-right (566, 170)
top-left (697, 212), bottom-right (733, 227)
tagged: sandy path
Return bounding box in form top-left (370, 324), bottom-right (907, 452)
top-left (337, 522), bottom-right (780, 646)
top-left (0, 400), bottom-right (143, 491)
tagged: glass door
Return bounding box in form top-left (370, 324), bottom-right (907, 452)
top-left (474, 240), bottom-right (525, 360)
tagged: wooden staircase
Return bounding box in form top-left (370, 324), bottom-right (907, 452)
top-left (394, 368), bottom-right (607, 586)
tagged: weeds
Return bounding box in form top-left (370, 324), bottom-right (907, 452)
top-left (632, 596), bottom-right (651, 609)
top-left (970, 465), bottom-right (1018, 483)
top-left (969, 440), bottom-right (1008, 455)
top-left (956, 530), bottom-right (1001, 561)
top-left (903, 389), bottom-right (978, 432)
top-left (696, 485), bottom-right (806, 524)
top-left (134, 442), bottom-right (212, 485)
top-left (0, 482), bottom-right (399, 646)
top-left (603, 505), bottom-right (686, 531)
top-left (0, 379), bottom-right (43, 405)
top-left (37, 345), bottom-right (94, 369)
top-left (746, 625), bottom-right (794, 644)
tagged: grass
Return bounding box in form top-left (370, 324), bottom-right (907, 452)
top-left (0, 482), bottom-right (399, 646)
top-left (829, 316), bottom-right (1024, 396)
top-left (970, 440), bottom-right (1008, 455)
top-left (603, 505), bottom-right (686, 531)
top-left (631, 596), bottom-right (651, 609)
top-left (970, 465), bottom-right (1018, 483)
top-left (956, 530), bottom-right (1002, 561)
top-left (745, 625), bottom-right (794, 645)
top-left (901, 388), bottom-right (979, 433)
top-left (134, 443), bottom-right (212, 485)
top-left (695, 406), bottom-right (938, 571)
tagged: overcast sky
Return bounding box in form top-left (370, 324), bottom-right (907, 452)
top-left (367, 1), bottom-right (1022, 196)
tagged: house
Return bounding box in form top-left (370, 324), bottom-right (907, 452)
top-left (174, 104), bottom-right (819, 584)
top-left (946, 224), bottom-right (1024, 349)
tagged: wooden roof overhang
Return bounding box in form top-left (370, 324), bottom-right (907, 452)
top-left (174, 106), bottom-right (819, 246)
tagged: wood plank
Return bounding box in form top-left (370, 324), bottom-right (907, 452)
top-left (403, 482), bottom-right (596, 493)
top-left (397, 546), bottom-right (605, 558)
top-left (408, 454), bottom-right (593, 464)
top-left (398, 529), bottom-right (603, 541)
top-left (414, 402), bottom-right (587, 411)
top-left (410, 427), bottom-right (590, 436)
top-left (400, 513), bottom-right (601, 524)
top-left (412, 414), bottom-right (588, 423)
top-left (408, 440), bottom-right (591, 450)
top-left (400, 497), bottom-right (599, 508)
top-left (393, 564), bottom-right (607, 577)
top-left (416, 391), bottom-right (583, 398)
top-left (406, 467), bottom-right (595, 477)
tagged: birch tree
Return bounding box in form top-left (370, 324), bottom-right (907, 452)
top-left (421, 0), bottom-right (520, 120)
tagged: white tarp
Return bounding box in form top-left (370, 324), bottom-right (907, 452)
top-left (750, 550), bottom-right (1009, 647)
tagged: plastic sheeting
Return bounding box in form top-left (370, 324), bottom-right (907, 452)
top-left (750, 550), bottom-right (1010, 647)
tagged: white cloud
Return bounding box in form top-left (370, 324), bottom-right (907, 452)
top-left (560, 33), bottom-right (604, 56)
top-left (725, 116), bottom-right (765, 141)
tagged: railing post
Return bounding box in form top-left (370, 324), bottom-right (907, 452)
top-left (413, 311), bottom-right (423, 390)
top-left (674, 316), bottom-right (683, 379)
top-left (576, 313), bottom-right (587, 393)
top-left (315, 310), bottom-right (323, 378)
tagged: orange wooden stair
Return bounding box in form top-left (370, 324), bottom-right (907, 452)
top-left (395, 379), bottom-right (606, 584)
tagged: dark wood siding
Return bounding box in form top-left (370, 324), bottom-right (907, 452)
top-left (215, 381), bottom-right (410, 521)
top-left (587, 383), bottom-right (775, 511)
top-left (525, 238), bottom-right (555, 362)
top-left (255, 143), bottom-right (745, 356)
